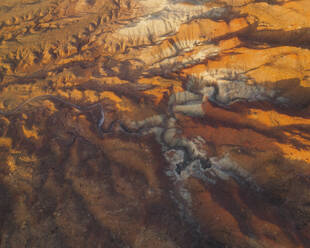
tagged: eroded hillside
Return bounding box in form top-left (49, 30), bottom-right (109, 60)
top-left (0, 0), bottom-right (310, 247)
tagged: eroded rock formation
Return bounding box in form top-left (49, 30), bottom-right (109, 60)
top-left (0, 0), bottom-right (310, 247)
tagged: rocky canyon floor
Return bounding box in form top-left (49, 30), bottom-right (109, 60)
top-left (0, 0), bottom-right (310, 247)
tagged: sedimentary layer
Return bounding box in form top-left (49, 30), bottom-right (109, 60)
top-left (0, 0), bottom-right (310, 247)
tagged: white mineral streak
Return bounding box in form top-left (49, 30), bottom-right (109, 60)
top-left (164, 149), bottom-right (185, 168)
top-left (98, 0), bottom-right (225, 77)
top-left (187, 69), bottom-right (277, 104)
top-left (165, 152), bottom-right (256, 186)
top-left (130, 114), bottom-right (165, 130)
top-left (173, 104), bottom-right (204, 117)
top-left (168, 91), bottom-right (202, 106)
top-left (147, 45), bottom-right (220, 74)
top-left (180, 160), bottom-right (215, 184)
top-left (117, 0), bottom-right (226, 46)
top-left (164, 149), bottom-right (194, 213)
top-left (208, 154), bottom-right (258, 189)
top-left (146, 43), bottom-right (218, 65)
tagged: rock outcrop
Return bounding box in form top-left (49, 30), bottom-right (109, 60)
top-left (0, 0), bottom-right (310, 247)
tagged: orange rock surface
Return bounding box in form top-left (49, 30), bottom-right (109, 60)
top-left (0, 0), bottom-right (310, 247)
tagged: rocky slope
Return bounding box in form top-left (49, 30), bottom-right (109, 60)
top-left (0, 0), bottom-right (310, 247)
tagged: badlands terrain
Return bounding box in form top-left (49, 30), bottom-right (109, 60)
top-left (0, 0), bottom-right (310, 247)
